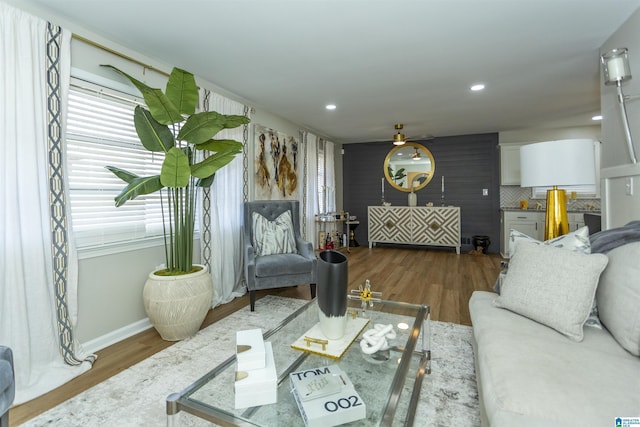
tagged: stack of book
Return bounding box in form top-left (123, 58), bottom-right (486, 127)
top-left (234, 328), bottom-right (277, 409)
top-left (290, 365), bottom-right (366, 427)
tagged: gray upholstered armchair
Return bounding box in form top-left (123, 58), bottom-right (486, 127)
top-left (243, 200), bottom-right (316, 311)
top-left (0, 346), bottom-right (15, 427)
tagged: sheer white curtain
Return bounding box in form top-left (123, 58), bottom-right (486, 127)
top-left (200, 91), bottom-right (247, 307)
top-left (0, 3), bottom-right (92, 404)
top-left (303, 132), bottom-right (319, 246)
top-left (325, 140), bottom-right (337, 213)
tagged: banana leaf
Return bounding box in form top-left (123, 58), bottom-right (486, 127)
top-left (106, 166), bottom-right (139, 183)
top-left (178, 111), bottom-right (226, 145)
top-left (161, 147), bottom-right (191, 188)
top-left (101, 65), bottom-right (183, 125)
top-left (113, 175), bottom-right (163, 207)
top-left (134, 106), bottom-right (175, 153)
top-left (196, 139), bottom-right (243, 153)
top-left (165, 67), bottom-right (197, 116)
top-left (191, 150), bottom-right (239, 179)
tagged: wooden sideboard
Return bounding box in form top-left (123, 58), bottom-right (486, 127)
top-left (368, 206), bottom-right (461, 254)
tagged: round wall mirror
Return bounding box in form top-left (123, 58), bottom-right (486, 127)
top-left (384, 142), bottom-right (435, 192)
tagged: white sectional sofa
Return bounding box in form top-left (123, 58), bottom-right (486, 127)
top-left (470, 225), bottom-right (640, 426)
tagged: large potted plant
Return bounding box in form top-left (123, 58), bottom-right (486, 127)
top-left (103, 65), bottom-right (250, 340)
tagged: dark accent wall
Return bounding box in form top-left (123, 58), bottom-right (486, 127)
top-left (343, 133), bottom-right (501, 253)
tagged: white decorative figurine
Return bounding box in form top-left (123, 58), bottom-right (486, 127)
top-left (359, 324), bottom-right (396, 354)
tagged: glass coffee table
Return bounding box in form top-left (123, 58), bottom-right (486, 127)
top-left (167, 298), bottom-right (431, 426)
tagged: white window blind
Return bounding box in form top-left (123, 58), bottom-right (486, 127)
top-left (66, 83), bottom-right (169, 249)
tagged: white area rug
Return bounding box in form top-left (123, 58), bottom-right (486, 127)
top-left (24, 296), bottom-right (480, 426)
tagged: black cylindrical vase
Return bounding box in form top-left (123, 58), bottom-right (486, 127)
top-left (317, 250), bottom-right (348, 339)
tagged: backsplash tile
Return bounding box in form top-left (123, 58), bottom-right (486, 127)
top-left (499, 186), bottom-right (601, 212)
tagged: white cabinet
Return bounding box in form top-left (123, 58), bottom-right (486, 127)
top-left (500, 145), bottom-right (522, 185)
top-left (501, 210), bottom-right (545, 257)
top-left (568, 213), bottom-right (585, 232)
top-left (368, 206), bottom-right (461, 254)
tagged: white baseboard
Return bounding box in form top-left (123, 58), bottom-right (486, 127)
top-left (82, 318), bottom-right (153, 354)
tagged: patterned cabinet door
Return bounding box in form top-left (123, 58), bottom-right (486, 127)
top-left (368, 206), bottom-right (412, 243)
top-left (411, 207), bottom-right (460, 247)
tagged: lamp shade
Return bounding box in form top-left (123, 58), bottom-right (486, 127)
top-left (520, 139), bottom-right (596, 187)
top-left (601, 47), bottom-right (632, 85)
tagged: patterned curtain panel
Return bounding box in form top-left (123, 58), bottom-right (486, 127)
top-left (0, 3), bottom-right (93, 404)
top-left (199, 89), bottom-right (249, 307)
top-left (46, 23), bottom-right (96, 367)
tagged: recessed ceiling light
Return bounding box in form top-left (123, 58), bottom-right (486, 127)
top-left (470, 83), bottom-right (485, 91)
top-left (592, 115), bottom-right (603, 121)
top-left (325, 104), bottom-right (336, 110)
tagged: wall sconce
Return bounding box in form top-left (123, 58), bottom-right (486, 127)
top-left (601, 47), bottom-right (638, 164)
top-left (520, 139), bottom-right (596, 240)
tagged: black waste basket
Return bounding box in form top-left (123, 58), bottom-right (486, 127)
top-left (472, 235), bottom-right (491, 254)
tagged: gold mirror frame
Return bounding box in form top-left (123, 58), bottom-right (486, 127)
top-left (384, 142), bottom-right (436, 192)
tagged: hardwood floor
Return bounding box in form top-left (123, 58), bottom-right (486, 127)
top-left (9, 246), bottom-right (501, 426)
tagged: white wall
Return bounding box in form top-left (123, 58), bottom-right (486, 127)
top-left (600, 8), bottom-right (640, 228)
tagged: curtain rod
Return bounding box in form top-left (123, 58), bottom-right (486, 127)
top-left (71, 33), bottom-right (170, 78)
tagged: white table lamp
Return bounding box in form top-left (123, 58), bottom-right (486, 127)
top-left (520, 139), bottom-right (596, 239)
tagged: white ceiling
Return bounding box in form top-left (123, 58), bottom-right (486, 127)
top-left (21, 0), bottom-right (640, 143)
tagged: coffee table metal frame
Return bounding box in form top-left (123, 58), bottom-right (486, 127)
top-left (166, 298), bottom-right (430, 427)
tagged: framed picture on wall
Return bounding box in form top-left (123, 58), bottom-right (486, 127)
top-left (254, 124), bottom-right (300, 200)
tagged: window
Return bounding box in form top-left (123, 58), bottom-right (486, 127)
top-left (316, 139), bottom-right (336, 214)
top-left (317, 140), bottom-right (326, 213)
top-left (66, 80), bottom-right (171, 251)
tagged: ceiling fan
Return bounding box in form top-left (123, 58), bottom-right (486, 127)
top-left (411, 146), bottom-right (422, 160)
top-left (392, 123), bottom-right (434, 145)
top-left (393, 123), bottom-right (407, 145)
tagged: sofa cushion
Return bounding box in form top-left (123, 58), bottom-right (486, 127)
top-left (596, 242), bottom-right (640, 356)
top-left (494, 241), bottom-right (608, 341)
top-left (252, 210), bottom-right (296, 256)
top-left (254, 253), bottom-right (313, 277)
top-left (471, 291), bottom-right (640, 426)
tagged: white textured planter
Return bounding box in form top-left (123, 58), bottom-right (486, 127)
top-left (143, 265), bottom-right (213, 341)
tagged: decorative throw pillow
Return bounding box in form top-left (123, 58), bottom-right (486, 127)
top-left (508, 225), bottom-right (591, 258)
top-left (494, 241), bottom-right (608, 341)
top-left (252, 210), bottom-right (297, 256)
top-left (501, 225), bottom-right (602, 328)
top-left (595, 242), bottom-right (640, 356)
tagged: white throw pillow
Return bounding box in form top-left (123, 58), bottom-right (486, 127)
top-left (252, 210), bottom-right (297, 256)
top-left (596, 242), bottom-right (640, 356)
top-left (494, 241), bottom-right (608, 341)
top-left (508, 225), bottom-right (591, 258)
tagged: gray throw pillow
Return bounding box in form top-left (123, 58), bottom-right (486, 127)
top-left (596, 242), bottom-right (640, 356)
top-left (252, 210), bottom-right (296, 256)
top-left (494, 241), bottom-right (608, 341)
top-left (502, 226), bottom-right (602, 329)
